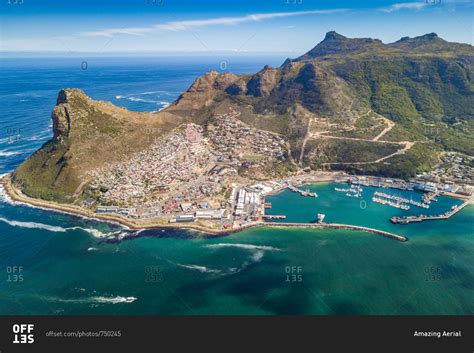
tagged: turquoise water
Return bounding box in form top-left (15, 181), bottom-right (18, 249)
top-left (0, 182), bottom-right (472, 315)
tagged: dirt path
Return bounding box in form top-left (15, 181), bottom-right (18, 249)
top-left (307, 110), bottom-right (414, 166)
top-left (372, 111), bottom-right (395, 141)
top-left (321, 141), bottom-right (414, 166)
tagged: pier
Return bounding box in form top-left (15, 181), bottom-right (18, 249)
top-left (262, 215), bottom-right (286, 219)
top-left (374, 191), bottom-right (429, 209)
top-left (262, 222), bottom-right (407, 242)
top-left (391, 200), bottom-right (470, 224)
top-left (287, 185), bottom-right (318, 197)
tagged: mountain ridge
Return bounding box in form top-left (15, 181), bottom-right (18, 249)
top-left (12, 32), bottom-right (474, 204)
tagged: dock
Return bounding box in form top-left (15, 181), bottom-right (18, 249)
top-left (287, 185), bottom-right (318, 197)
top-left (390, 200), bottom-right (470, 224)
top-left (262, 215), bottom-right (286, 219)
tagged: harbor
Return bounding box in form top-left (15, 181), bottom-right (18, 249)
top-left (390, 199), bottom-right (471, 224)
top-left (263, 180), bottom-right (472, 241)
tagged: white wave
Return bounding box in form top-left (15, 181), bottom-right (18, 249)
top-left (0, 149), bottom-right (35, 157)
top-left (251, 250), bottom-right (265, 262)
top-left (157, 101), bottom-right (171, 110)
top-left (0, 186), bottom-right (127, 232)
top-left (87, 247), bottom-right (98, 251)
top-left (70, 227), bottom-right (111, 238)
top-left (0, 151), bottom-right (21, 157)
top-left (24, 134), bottom-right (50, 142)
top-left (0, 216), bottom-right (116, 238)
top-left (116, 96), bottom-right (159, 103)
top-left (207, 243), bottom-right (281, 252)
top-left (135, 90), bottom-right (175, 96)
top-left (176, 263), bottom-right (221, 274)
top-left (0, 216), bottom-right (70, 232)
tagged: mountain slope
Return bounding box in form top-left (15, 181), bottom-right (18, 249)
top-left (12, 32), bottom-right (474, 203)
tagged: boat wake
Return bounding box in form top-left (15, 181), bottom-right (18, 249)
top-left (45, 295), bottom-right (137, 305)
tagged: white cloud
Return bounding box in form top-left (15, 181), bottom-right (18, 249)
top-left (381, 2), bottom-right (428, 13)
top-left (81, 9), bottom-right (346, 37)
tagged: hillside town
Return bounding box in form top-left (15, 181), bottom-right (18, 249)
top-left (81, 110), bottom-right (473, 232)
top-left (86, 116), bottom-right (289, 225)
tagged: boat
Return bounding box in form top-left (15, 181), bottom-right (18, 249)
top-left (317, 213), bottom-right (325, 223)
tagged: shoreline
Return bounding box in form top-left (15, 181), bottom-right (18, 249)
top-left (3, 173), bottom-right (471, 242)
top-left (0, 174), bottom-right (260, 236)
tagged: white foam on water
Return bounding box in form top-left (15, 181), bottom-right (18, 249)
top-left (87, 247), bottom-right (98, 251)
top-left (206, 243), bottom-right (281, 252)
top-left (0, 184), bottom-right (127, 234)
top-left (0, 216), bottom-right (70, 232)
top-left (206, 243), bottom-right (281, 275)
top-left (0, 216), bottom-right (119, 238)
top-left (0, 151), bottom-right (21, 157)
top-left (176, 263), bottom-right (221, 274)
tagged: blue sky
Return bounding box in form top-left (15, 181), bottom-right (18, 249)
top-left (1, 0), bottom-right (472, 55)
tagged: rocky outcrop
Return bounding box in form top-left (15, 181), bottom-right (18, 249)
top-left (188, 71), bottom-right (239, 92)
top-left (297, 31), bottom-right (384, 60)
top-left (52, 89), bottom-right (74, 140)
top-left (246, 65), bottom-right (279, 97)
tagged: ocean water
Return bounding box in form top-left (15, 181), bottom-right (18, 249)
top-left (0, 57), bottom-right (473, 315)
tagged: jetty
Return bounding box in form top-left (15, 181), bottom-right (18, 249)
top-left (262, 215), bottom-right (286, 219)
top-left (390, 200), bottom-right (470, 224)
top-left (263, 222), bottom-right (407, 242)
top-left (287, 184), bottom-right (318, 197)
top-left (374, 191), bottom-right (429, 209)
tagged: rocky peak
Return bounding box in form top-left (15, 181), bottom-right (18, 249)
top-left (390, 33), bottom-right (449, 50)
top-left (188, 70), bottom-right (239, 92)
top-left (323, 31), bottom-right (346, 41)
top-left (297, 31), bottom-right (384, 60)
top-left (52, 89), bottom-right (87, 141)
top-left (246, 65), bottom-right (279, 97)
